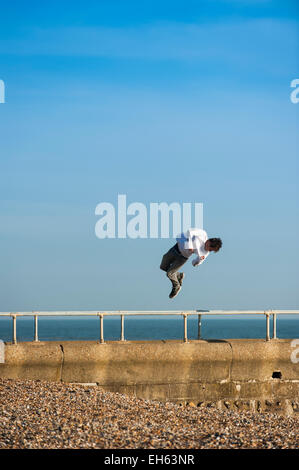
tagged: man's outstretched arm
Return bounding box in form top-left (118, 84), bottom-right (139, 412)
top-left (191, 236), bottom-right (206, 267)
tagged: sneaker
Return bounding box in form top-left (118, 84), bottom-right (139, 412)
top-left (177, 272), bottom-right (185, 286)
top-left (169, 284), bottom-right (181, 299)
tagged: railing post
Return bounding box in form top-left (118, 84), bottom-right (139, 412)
top-left (34, 315), bottom-right (39, 342)
top-left (12, 314), bottom-right (17, 344)
top-left (99, 313), bottom-right (105, 344)
top-left (183, 313), bottom-right (188, 343)
top-left (265, 312), bottom-right (270, 341)
top-left (198, 314), bottom-right (202, 339)
top-left (272, 312), bottom-right (277, 339)
top-left (120, 314), bottom-right (125, 341)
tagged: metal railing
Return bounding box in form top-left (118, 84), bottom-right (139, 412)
top-left (0, 310), bottom-right (298, 344)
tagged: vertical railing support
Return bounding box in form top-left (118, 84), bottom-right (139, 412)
top-left (120, 314), bottom-right (125, 341)
top-left (272, 312), bottom-right (277, 339)
top-left (34, 315), bottom-right (39, 342)
top-left (198, 314), bottom-right (202, 340)
top-left (183, 313), bottom-right (188, 343)
top-left (12, 314), bottom-right (17, 344)
top-left (265, 312), bottom-right (270, 341)
top-left (99, 313), bottom-right (105, 344)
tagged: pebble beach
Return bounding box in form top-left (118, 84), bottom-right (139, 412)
top-left (0, 378), bottom-right (298, 449)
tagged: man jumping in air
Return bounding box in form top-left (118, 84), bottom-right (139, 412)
top-left (160, 228), bottom-right (222, 299)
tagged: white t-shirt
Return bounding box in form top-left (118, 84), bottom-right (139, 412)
top-left (176, 228), bottom-right (209, 267)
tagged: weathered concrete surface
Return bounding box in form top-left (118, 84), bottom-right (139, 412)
top-left (0, 342), bottom-right (63, 381)
top-left (0, 339), bottom-right (298, 414)
top-left (61, 340), bottom-right (232, 385)
top-left (229, 339), bottom-right (298, 381)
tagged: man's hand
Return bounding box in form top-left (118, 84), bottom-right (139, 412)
top-left (192, 256), bottom-right (205, 267)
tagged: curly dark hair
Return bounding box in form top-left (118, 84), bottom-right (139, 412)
top-left (208, 238), bottom-right (222, 252)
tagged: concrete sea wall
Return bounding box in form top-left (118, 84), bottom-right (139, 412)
top-left (0, 339), bottom-right (298, 415)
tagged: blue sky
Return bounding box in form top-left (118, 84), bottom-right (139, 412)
top-left (0, 0), bottom-right (298, 312)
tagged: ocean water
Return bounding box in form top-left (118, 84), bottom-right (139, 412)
top-left (0, 315), bottom-right (298, 342)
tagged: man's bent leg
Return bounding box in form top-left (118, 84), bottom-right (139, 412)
top-left (160, 245), bottom-right (188, 296)
top-left (177, 272), bottom-right (185, 286)
top-left (160, 246), bottom-right (177, 272)
top-left (167, 256), bottom-right (187, 287)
